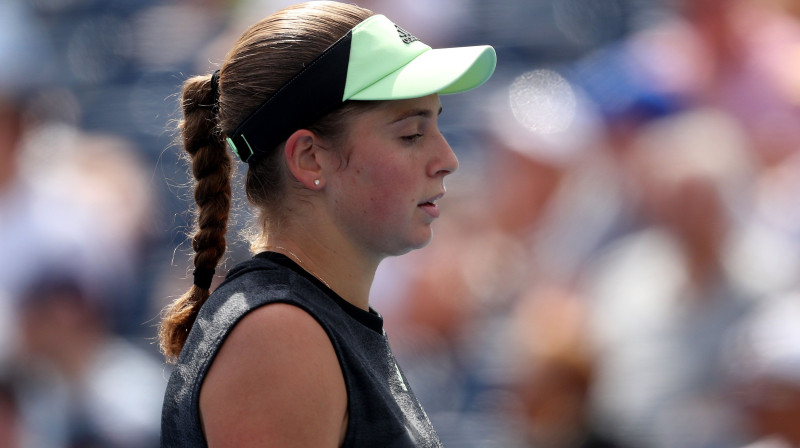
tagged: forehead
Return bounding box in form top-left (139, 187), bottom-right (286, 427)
top-left (361, 94), bottom-right (442, 124)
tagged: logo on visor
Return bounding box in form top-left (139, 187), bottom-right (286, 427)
top-left (394, 24), bottom-right (419, 44)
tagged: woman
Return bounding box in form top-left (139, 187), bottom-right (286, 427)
top-left (158, 2), bottom-right (495, 447)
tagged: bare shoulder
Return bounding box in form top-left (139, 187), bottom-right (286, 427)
top-left (199, 303), bottom-right (348, 448)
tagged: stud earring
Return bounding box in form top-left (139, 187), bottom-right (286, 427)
top-left (314, 179), bottom-right (320, 186)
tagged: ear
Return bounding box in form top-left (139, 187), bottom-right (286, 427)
top-left (284, 129), bottom-right (323, 189)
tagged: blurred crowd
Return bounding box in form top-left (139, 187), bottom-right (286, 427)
top-left (1, 0), bottom-right (799, 447)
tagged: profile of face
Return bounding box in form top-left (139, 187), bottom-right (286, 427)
top-left (323, 94), bottom-right (458, 257)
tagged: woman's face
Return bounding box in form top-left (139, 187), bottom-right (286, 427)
top-left (326, 94), bottom-right (458, 258)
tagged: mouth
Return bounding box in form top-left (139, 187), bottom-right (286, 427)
top-left (418, 193), bottom-right (444, 219)
top-left (418, 192), bottom-right (444, 207)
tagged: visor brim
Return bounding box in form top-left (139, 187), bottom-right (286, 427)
top-left (348, 45), bottom-right (496, 101)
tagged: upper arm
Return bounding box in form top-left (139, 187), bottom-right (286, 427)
top-left (199, 303), bottom-right (348, 448)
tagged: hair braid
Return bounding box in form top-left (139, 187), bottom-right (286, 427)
top-left (159, 2), bottom-right (377, 362)
top-left (159, 73), bottom-right (232, 362)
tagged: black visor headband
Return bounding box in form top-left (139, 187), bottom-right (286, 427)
top-left (225, 32), bottom-right (352, 164)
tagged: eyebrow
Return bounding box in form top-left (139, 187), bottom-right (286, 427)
top-left (388, 106), bottom-right (443, 124)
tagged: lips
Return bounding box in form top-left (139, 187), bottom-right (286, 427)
top-left (418, 192), bottom-right (443, 207)
top-left (418, 193), bottom-right (444, 219)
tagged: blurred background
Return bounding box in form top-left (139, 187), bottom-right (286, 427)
top-left (1, 0), bottom-right (800, 447)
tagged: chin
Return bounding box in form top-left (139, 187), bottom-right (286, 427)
top-left (384, 232), bottom-right (433, 257)
top-left (403, 232), bottom-right (434, 254)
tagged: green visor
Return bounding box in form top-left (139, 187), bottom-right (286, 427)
top-left (226, 14), bottom-right (497, 163)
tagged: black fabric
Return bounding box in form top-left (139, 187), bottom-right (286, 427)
top-left (192, 266), bottom-right (215, 290)
top-left (161, 253), bottom-right (442, 447)
top-left (253, 252), bottom-right (384, 334)
top-left (228, 31), bottom-right (352, 164)
top-left (198, 70), bottom-right (220, 111)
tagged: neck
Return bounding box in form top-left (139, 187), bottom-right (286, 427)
top-left (264, 231), bottom-right (378, 311)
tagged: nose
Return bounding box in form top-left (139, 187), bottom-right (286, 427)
top-left (428, 132), bottom-right (459, 177)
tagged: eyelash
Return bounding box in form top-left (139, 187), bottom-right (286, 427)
top-left (401, 133), bottom-right (423, 143)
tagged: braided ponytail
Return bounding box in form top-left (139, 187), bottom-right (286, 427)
top-left (158, 2), bottom-right (377, 362)
top-left (159, 73), bottom-right (232, 362)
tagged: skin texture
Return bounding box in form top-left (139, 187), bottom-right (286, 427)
top-left (325, 94), bottom-right (456, 257)
top-left (199, 94), bottom-right (457, 447)
top-left (276, 93), bottom-right (457, 310)
top-left (199, 304), bottom-right (348, 447)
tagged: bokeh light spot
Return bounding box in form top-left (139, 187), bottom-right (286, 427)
top-left (508, 69), bottom-right (577, 135)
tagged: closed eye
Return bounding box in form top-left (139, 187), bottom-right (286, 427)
top-left (401, 133), bottom-right (423, 143)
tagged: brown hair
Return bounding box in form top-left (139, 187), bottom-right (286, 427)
top-left (159, 1), bottom-right (376, 361)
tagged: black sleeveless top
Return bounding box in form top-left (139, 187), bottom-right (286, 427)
top-left (161, 252), bottom-right (442, 447)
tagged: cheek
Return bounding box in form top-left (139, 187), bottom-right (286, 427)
top-left (346, 158), bottom-right (416, 219)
